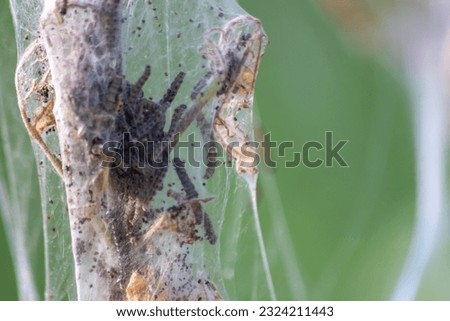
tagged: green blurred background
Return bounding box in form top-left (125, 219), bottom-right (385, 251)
top-left (2, 0), bottom-right (445, 300)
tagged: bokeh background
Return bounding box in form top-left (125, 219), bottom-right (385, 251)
top-left (0, 0), bottom-right (448, 300)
